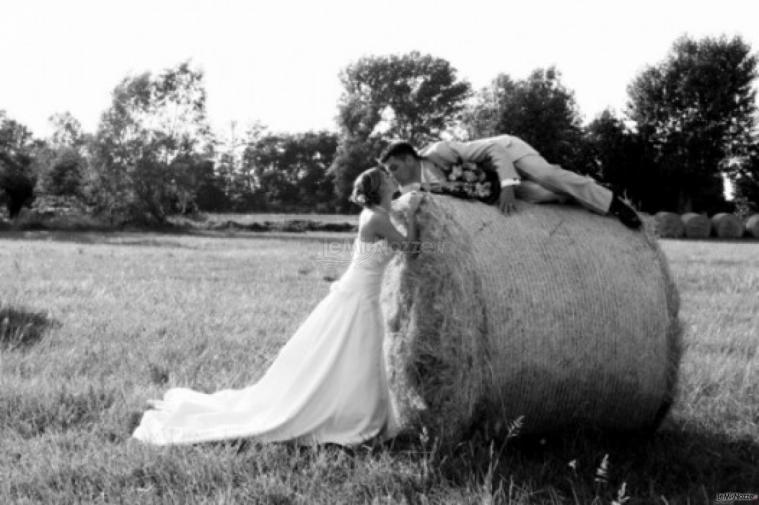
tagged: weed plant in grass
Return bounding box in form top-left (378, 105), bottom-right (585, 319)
top-left (0, 305), bottom-right (57, 350)
top-left (0, 232), bottom-right (757, 504)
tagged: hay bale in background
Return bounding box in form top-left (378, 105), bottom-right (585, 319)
top-left (745, 214), bottom-right (759, 239)
top-left (638, 212), bottom-right (655, 230)
top-left (654, 212), bottom-right (685, 238)
top-left (711, 213), bottom-right (744, 239)
top-left (382, 195), bottom-right (681, 443)
top-left (681, 213), bottom-right (711, 239)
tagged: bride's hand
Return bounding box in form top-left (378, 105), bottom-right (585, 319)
top-left (407, 191), bottom-right (424, 215)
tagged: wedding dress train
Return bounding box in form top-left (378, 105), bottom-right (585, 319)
top-left (132, 237), bottom-right (397, 446)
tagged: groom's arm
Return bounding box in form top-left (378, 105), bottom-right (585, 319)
top-left (421, 139), bottom-right (519, 214)
top-left (421, 139), bottom-right (520, 182)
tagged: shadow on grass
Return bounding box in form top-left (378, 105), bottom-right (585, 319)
top-left (207, 415), bottom-right (759, 502)
top-left (0, 305), bottom-right (59, 349)
top-left (663, 237), bottom-right (759, 244)
top-left (427, 424), bottom-right (759, 503)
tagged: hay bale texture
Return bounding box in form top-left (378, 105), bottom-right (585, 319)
top-left (681, 213), bottom-right (712, 239)
top-left (382, 195), bottom-right (681, 443)
top-left (711, 213), bottom-right (744, 239)
top-left (654, 212), bottom-right (685, 238)
top-left (746, 214), bottom-right (759, 238)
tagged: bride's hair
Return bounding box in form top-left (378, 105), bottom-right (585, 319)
top-left (350, 167), bottom-right (385, 208)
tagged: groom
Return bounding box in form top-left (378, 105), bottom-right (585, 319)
top-left (379, 135), bottom-right (641, 228)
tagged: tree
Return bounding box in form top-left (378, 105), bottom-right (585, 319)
top-left (330, 52), bottom-right (471, 208)
top-left (35, 112), bottom-right (88, 197)
top-left (42, 148), bottom-right (86, 197)
top-left (0, 111), bottom-right (36, 217)
top-left (48, 112), bottom-right (85, 151)
top-left (731, 141), bottom-right (759, 214)
top-left (245, 131), bottom-right (338, 212)
top-left (330, 135), bottom-right (384, 211)
top-left (215, 121), bottom-right (265, 211)
top-left (464, 67), bottom-right (592, 175)
top-left (337, 52), bottom-right (471, 144)
top-left (627, 35), bottom-right (758, 213)
top-left (584, 109), bottom-right (653, 208)
top-left (89, 61), bottom-right (214, 223)
top-left (192, 158), bottom-right (228, 212)
top-left (0, 111), bottom-right (33, 156)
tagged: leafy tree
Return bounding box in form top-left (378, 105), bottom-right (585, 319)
top-left (48, 112), bottom-right (85, 151)
top-left (89, 61), bottom-right (213, 223)
top-left (731, 141), bottom-right (759, 214)
top-left (330, 135), bottom-right (384, 212)
top-left (192, 159), bottom-right (228, 212)
top-left (627, 35), bottom-right (758, 213)
top-left (43, 148), bottom-right (86, 197)
top-left (216, 122), bottom-right (266, 211)
top-left (245, 131), bottom-right (338, 212)
top-left (35, 112), bottom-right (89, 197)
top-left (0, 111), bottom-right (34, 156)
top-left (331, 52), bottom-right (471, 208)
top-left (464, 67), bottom-right (592, 174)
top-left (0, 111), bottom-right (36, 217)
top-left (584, 109), bottom-right (653, 208)
top-left (337, 52), bottom-right (471, 143)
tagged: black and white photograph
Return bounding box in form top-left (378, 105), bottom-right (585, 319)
top-left (1, 0), bottom-right (758, 503)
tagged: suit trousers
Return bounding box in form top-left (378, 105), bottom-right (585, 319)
top-left (514, 155), bottom-right (613, 214)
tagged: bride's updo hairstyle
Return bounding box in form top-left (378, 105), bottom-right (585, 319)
top-left (350, 167), bottom-right (385, 208)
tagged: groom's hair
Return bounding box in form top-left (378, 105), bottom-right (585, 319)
top-left (380, 141), bottom-right (420, 163)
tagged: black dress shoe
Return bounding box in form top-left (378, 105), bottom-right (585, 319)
top-left (609, 195), bottom-right (642, 229)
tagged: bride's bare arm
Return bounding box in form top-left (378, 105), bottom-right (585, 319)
top-left (366, 199), bottom-right (421, 252)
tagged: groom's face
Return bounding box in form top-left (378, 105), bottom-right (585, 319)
top-left (384, 154), bottom-right (416, 186)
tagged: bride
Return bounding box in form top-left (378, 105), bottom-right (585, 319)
top-left (132, 167), bottom-right (421, 446)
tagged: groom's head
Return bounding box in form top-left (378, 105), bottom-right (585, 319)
top-left (380, 141), bottom-right (421, 186)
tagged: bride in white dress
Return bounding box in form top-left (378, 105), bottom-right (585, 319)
top-left (132, 167), bottom-right (420, 446)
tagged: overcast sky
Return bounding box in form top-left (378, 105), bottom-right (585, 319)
top-left (2, 0), bottom-right (758, 139)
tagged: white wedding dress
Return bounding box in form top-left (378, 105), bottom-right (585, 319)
top-left (132, 237), bottom-right (397, 446)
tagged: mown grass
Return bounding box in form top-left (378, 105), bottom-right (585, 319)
top-left (0, 231), bottom-right (757, 504)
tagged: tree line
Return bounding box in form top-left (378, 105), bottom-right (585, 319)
top-left (1, 35), bottom-right (758, 224)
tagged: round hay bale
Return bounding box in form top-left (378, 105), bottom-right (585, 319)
top-left (654, 212), bottom-right (685, 238)
top-left (382, 195), bottom-right (682, 443)
top-left (746, 214), bottom-right (759, 239)
top-left (710, 213), bottom-right (743, 239)
top-left (681, 213), bottom-right (711, 239)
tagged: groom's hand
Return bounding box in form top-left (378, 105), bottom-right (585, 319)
top-left (498, 186), bottom-right (517, 214)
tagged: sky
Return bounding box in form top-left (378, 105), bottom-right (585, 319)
top-left (2, 0), bottom-right (758, 139)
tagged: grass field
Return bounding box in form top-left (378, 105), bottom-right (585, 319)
top-left (0, 230), bottom-right (757, 504)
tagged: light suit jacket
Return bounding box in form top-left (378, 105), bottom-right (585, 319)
top-left (418, 134), bottom-right (540, 183)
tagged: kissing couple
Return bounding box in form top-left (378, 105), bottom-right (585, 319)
top-left (132, 133), bottom-right (641, 446)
